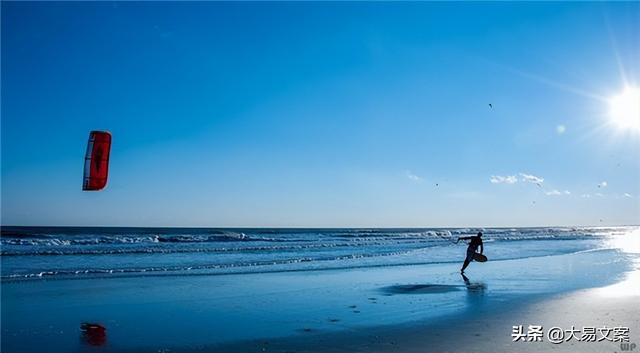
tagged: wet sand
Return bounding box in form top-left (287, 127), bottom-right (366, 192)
top-left (204, 285), bottom-right (640, 353)
top-left (2, 248), bottom-right (638, 353)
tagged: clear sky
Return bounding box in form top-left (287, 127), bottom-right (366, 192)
top-left (2, 2), bottom-right (639, 228)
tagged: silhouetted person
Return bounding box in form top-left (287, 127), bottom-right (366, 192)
top-left (458, 232), bottom-right (483, 273)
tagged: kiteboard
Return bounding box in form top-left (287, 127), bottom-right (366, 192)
top-left (473, 253), bottom-right (488, 262)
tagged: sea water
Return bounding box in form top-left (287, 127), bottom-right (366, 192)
top-left (1, 226), bottom-right (638, 353)
top-left (1, 226), bottom-right (634, 280)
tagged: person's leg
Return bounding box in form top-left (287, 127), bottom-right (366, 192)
top-left (461, 258), bottom-right (471, 273)
top-left (461, 249), bottom-right (473, 272)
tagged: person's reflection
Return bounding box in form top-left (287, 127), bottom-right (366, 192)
top-left (460, 273), bottom-right (487, 306)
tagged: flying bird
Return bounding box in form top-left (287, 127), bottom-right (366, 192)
top-left (489, 103), bottom-right (493, 108)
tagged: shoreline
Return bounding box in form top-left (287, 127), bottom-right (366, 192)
top-left (0, 249), bottom-right (614, 283)
top-left (3, 247), bottom-right (637, 353)
top-left (149, 255), bottom-right (640, 352)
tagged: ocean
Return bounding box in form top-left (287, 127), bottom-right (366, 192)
top-left (3, 226), bottom-right (639, 352)
top-left (1, 226), bottom-right (634, 280)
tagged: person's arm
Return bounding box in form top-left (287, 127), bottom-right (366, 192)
top-left (479, 242), bottom-right (484, 254)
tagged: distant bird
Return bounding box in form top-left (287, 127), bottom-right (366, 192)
top-left (435, 183), bottom-right (439, 187)
top-left (489, 104), bottom-right (493, 108)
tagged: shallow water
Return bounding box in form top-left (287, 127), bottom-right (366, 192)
top-left (1, 246), bottom-right (637, 353)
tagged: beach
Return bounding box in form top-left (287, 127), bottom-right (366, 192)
top-left (215, 283), bottom-right (639, 353)
top-left (2, 227), bottom-right (639, 353)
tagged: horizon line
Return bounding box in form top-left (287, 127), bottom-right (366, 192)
top-left (2, 224), bottom-right (638, 230)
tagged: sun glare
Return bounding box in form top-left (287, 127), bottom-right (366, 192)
top-left (609, 86), bottom-right (640, 131)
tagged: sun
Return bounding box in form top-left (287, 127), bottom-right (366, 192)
top-left (609, 86), bottom-right (640, 131)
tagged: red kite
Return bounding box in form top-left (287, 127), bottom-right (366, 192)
top-left (83, 131), bottom-right (111, 191)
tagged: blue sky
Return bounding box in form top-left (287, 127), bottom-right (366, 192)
top-left (2, 2), bottom-right (639, 227)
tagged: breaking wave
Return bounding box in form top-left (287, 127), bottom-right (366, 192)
top-left (1, 226), bottom-right (635, 280)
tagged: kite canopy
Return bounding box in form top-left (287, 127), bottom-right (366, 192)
top-left (83, 131), bottom-right (111, 191)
